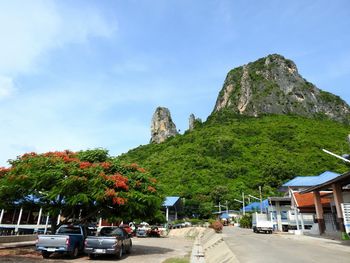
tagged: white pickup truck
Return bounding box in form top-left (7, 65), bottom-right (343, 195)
top-left (252, 212), bottom-right (273, 234)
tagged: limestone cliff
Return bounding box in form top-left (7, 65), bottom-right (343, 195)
top-left (150, 107), bottom-right (178, 143)
top-left (213, 54), bottom-right (350, 123)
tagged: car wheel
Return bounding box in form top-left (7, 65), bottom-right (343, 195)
top-left (42, 251), bottom-right (52, 259)
top-left (126, 240), bottom-right (132, 254)
top-left (116, 246), bottom-right (123, 259)
top-left (70, 246), bottom-right (79, 258)
top-left (89, 254), bottom-right (95, 259)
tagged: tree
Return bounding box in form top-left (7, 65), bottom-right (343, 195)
top-left (0, 149), bottom-right (163, 232)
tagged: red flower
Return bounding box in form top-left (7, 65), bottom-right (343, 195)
top-left (149, 177), bottom-right (157, 183)
top-left (100, 162), bottom-right (111, 169)
top-left (21, 152), bottom-right (37, 159)
top-left (112, 197), bottom-right (127, 205)
top-left (105, 188), bottom-right (116, 197)
top-left (109, 173), bottom-right (129, 191)
top-left (79, 162), bottom-right (92, 169)
top-left (147, 186), bottom-right (156, 193)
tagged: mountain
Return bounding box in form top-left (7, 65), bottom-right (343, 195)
top-left (119, 54), bottom-right (350, 218)
top-left (213, 54), bottom-right (350, 123)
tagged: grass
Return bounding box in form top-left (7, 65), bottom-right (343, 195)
top-left (162, 257), bottom-right (190, 263)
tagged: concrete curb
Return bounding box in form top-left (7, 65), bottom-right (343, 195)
top-left (0, 241), bottom-right (36, 249)
top-left (191, 228), bottom-right (239, 263)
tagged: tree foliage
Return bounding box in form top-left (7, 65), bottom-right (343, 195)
top-left (120, 114), bottom-right (350, 216)
top-left (0, 149), bottom-right (163, 231)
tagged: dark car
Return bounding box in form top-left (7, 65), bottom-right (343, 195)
top-left (84, 226), bottom-right (132, 259)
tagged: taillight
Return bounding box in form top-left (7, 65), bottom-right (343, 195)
top-left (84, 239), bottom-right (88, 246)
top-left (66, 237), bottom-right (70, 247)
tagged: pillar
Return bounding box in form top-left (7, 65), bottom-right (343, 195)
top-left (99, 217), bottom-right (102, 227)
top-left (294, 207), bottom-right (300, 231)
top-left (299, 210), bottom-right (305, 231)
top-left (276, 201), bottom-right (282, 232)
top-left (0, 209), bottom-right (4, 224)
top-left (166, 207), bottom-right (169, 222)
top-left (15, 207), bottom-right (23, 234)
top-left (57, 212), bottom-right (61, 225)
top-left (44, 213), bottom-right (49, 234)
top-left (332, 183), bottom-right (345, 232)
top-left (313, 191), bottom-right (325, 234)
top-left (36, 208), bottom-right (42, 230)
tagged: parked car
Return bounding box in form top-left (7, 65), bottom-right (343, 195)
top-left (136, 227), bottom-right (148, 237)
top-left (120, 224), bottom-right (133, 235)
top-left (36, 225), bottom-right (89, 259)
top-left (136, 222), bottom-right (150, 237)
top-left (84, 226), bottom-right (132, 259)
top-left (147, 226), bottom-right (161, 237)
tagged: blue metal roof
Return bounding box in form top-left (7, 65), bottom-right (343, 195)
top-left (163, 196), bottom-right (180, 207)
top-left (282, 171), bottom-right (340, 187)
top-left (220, 213), bottom-right (231, 219)
top-left (243, 199), bottom-right (269, 212)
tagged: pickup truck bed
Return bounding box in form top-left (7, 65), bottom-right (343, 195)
top-left (36, 225), bottom-right (87, 258)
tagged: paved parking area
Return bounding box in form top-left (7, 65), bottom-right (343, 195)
top-left (0, 235), bottom-right (193, 263)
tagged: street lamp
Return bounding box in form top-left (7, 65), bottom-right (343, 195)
top-left (234, 192), bottom-right (245, 215)
top-left (248, 192), bottom-right (263, 214)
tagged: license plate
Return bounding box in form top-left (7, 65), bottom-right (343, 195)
top-left (94, 249), bottom-right (106, 253)
top-left (47, 248), bottom-right (56, 252)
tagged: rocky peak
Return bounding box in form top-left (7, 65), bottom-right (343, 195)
top-left (150, 107), bottom-right (178, 143)
top-left (188, 114), bottom-right (202, 131)
top-left (189, 114), bottom-right (196, 131)
top-left (212, 54), bottom-right (350, 123)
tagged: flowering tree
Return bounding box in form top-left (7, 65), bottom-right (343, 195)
top-left (0, 149), bottom-right (163, 231)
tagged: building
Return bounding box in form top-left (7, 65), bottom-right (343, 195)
top-left (162, 196), bottom-right (182, 222)
top-left (300, 171), bottom-right (350, 237)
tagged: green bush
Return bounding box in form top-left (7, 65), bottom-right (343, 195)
top-left (239, 214), bottom-right (252, 228)
top-left (188, 218), bottom-right (202, 225)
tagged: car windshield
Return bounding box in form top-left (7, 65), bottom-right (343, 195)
top-left (99, 227), bottom-right (124, 237)
top-left (57, 226), bottom-right (81, 234)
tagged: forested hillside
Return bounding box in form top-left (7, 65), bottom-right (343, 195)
top-left (119, 112), bottom-right (350, 217)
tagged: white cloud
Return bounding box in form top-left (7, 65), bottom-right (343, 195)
top-left (0, 0), bottom-right (116, 76)
top-left (0, 75), bottom-right (15, 99)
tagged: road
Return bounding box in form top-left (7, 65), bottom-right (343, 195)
top-left (0, 235), bottom-right (193, 263)
top-left (223, 226), bottom-right (350, 263)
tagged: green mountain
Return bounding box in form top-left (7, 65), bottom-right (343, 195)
top-left (119, 54), bottom-right (350, 217)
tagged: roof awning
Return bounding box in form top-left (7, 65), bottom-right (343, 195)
top-left (300, 171), bottom-right (350, 194)
top-left (162, 196), bottom-right (180, 207)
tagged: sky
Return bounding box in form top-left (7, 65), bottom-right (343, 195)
top-left (0, 0), bottom-right (349, 166)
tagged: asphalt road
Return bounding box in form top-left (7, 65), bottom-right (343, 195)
top-left (0, 235), bottom-right (193, 263)
top-left (223, 226), bottom-right (350, 263)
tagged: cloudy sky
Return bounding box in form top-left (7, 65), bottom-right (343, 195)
top-left (0, 0), bottom-right (349, 166)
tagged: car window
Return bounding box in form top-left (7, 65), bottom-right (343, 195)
top-left (57, 226), bottom-right (81, 234)
top-left (99, 227), bottom-right (124, 237)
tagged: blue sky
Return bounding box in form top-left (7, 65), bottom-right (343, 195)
top-left (0, 0), bottom-right (349, 166)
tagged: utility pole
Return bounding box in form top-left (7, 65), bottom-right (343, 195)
top-left (234, 194), bottom-right (245, 215)
top-left (259, 186), bottom-right (263, 214)
top-left (242, 192), bottom-right (245, 215)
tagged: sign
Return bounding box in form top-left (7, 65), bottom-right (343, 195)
top-left (341, 203), bottom-right (350, 234)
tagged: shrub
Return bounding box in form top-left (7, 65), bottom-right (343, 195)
top-left (210, 220), bottom-right (223, 233)
top-left (239, 214), bottom-right (252, 228)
